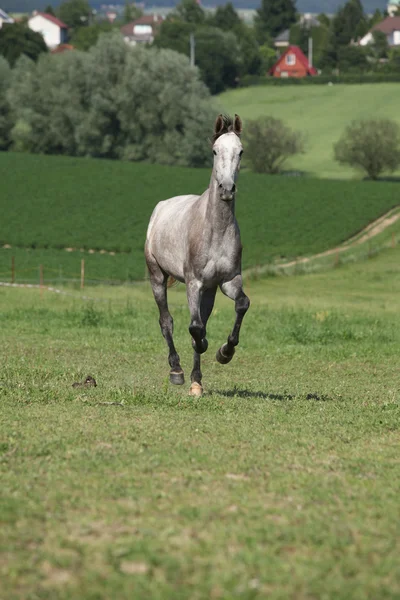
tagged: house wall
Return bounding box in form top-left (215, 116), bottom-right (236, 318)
top-left (393, 30), bottom-right (400, 45)
top-left (272, 53), bottom-right (308, 78)
top-left (28, 15), bottom-right (62, 48)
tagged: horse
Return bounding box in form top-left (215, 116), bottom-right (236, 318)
top-left (145, 114), bottom-right (250, 397)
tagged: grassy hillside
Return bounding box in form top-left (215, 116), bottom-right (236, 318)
top-left (220, 83), bottom-right (400, 179)
top-left (1, 152), bottom-right (400, 281)
top-left (1, 246), bottom-right (400, 599)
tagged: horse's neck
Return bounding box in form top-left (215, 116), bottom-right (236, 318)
top-left (205, 173), bottom-right (236, 226)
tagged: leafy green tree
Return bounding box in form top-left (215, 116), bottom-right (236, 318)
top-left (255, 0), bottom-right (297, 44)
top-left (70, 22), bottom-right (115, 50)
top-left (0, 23), bottom-right (47, 66)
top-left (337, 45), bottom-right (369, 72)
top-left (173, 0), bottom-right (206, 25)
top-left (0, 57), bottom-right (12, 150)
top-left (321, 0), bottom-right (367, 70)
top-left (368, 9), bottom-right (383, 28)
top-left (244, 116), bottom-right (304, 174)
top-left (123, 1), bottom-right (142, 24)
top-left (58, 0), bottom-right (91, 29)
top-left (259, 43), bottom-right (276, 73)
top-left (290, 22), bottom-right (329, 68)
top-left (370, 30), bottom-right (390, 60)
top-left (7, 34), bottom-right (216, 167)
top-left (44, 4), bottom-right (55, 15)
top-left (208, 3), bottom-right (262, 76)
top-left (317, 13), bottom-right (330, 28)
top-left (334, 119), bottom-right (400, 179)
top-left (155, 22), bottom-right (242, 93)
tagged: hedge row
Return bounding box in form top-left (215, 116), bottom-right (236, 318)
top-left (239, 73), bottom-right (400, 87)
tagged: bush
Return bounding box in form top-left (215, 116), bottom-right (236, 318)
top-left (0, 56), bottom-right (12, 150)
top-left (238, 72), bottom-right (400, 87)
top-left (244, 116), bottom-right (305, 174)
top-left (334, 119), bottom-right (400, 180)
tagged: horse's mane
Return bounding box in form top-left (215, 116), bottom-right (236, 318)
top-left (212, 114), bottom-right (236, 144)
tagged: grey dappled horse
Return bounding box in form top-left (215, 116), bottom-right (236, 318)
top-left (145, 114), bottom-right (250, 396)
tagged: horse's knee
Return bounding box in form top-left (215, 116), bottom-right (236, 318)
top-left (189, 321), bottom-right (205, 341)
top-left (160, 314), bottom-right (173, 336)
top-left (236, 294), bottom-right (250, 316)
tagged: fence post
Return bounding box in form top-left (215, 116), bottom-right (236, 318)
top-left (40, 264), bottom-right (44, 298)
top-left (11, 256), bottom-right (15, 283)
top-left (81, 259), bottom-right (85, 290)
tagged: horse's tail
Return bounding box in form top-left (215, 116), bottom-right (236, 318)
top-left (167, 276), bottom-right (179, 288)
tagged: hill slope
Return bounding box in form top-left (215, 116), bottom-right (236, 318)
top-left (1, 152), bottom-right (399, 281)
top-left (220, 83), bottom-right (400, 180)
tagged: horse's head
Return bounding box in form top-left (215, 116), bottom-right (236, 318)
top-left (212, 114), bottom-right (243, 202)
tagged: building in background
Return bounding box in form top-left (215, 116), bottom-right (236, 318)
top-left (269, 45), bottom-right (317, 78)
top-left (28, 12), bottom-right (68, 49)
top-left (359, 16), bottom-right (400, 47)
top-left (0, 8), bottom-right (14, 28)
top-left (121, 14), bottom-right (164, 46)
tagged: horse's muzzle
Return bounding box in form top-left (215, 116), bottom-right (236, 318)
top-left (219, 183), bottom-right (236, 201)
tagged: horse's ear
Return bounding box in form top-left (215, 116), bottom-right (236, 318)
top-left (234, 114), bottom-right (243, 136)
top-left (214, 114), bottom-right (226, 139)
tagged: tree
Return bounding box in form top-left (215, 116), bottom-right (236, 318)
top-left (244, 116), bottom-right (304, 174)
top-left (334, 119), bottom-right (400, 179)
top-left (0, 56), bottom-right (12, 150)
top-left (7, 33), bottom-right (217, 167)
top-left (0, 23), bottom-right (47, 66)
top-left (321, 0), bottom-right (367, 69)
top-left (290, 22), bottom-right (329, 68)
top-left (44, 4), bottom-right (55, 15)
top-left (123, 1), bottom-right (142, 24)
top-left (173, 0), bottom-right (206, 25)
top-left (70, 22), bottom-right (115, 50)
top-left (208, 3), bottom-right (262, 76)
top-left (254, 0), bottom-right (297, 44)
top-left (337, 45), bottom-right (369, 72)
top-left (154, 22), bottom-right (242, 93)
top-left (58, 0), bottom-right (91, 29)
top-left (370, 30), bottom-right (390, 60)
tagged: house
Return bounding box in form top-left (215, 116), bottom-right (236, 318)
top-left (120, 14), bottom-right (164, 46)
top-left (359, 16), bottom-right (400, 47)
top-left (269, 45), bottom-right (317, 78)
top-left (28, 11), bottom-right (68, 49)
top-left (275, 29), bottom-right (290, 49)
top-left (0, 8), bottom-right (14, 28)
top-left (387, 0), bottom-right (400, 17)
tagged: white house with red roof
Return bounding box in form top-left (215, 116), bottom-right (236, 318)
top-left (28, 11), bottom-right (68, 49)
top-left (120, 14), bottom-right (164, 46)
top-left (359, 15), bottom-right (400, 47)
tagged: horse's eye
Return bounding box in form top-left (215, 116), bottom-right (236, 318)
top-left (213, 150), bottom-right (217, 156)
top-left (239, 150), bottom-right (244, 158)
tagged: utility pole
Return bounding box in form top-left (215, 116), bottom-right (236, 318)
top-left (190, 32), bottom-right (196, 68)
top-left (308, 36), bottom-right (313, 68)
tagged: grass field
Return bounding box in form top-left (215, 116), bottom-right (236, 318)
top-left (1, 152), bottom-right (400, 282)
top-left (1, 245), bottom-right (400, 599)
top-left (220, 83), bottom-right (400, 179)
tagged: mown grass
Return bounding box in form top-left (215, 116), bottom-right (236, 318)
top-left (220, 83), bottom-right (400, 179)
top-left (1, 246), bottom-right (400, 599)
top-left (1, 152), bottom-right (400, 281)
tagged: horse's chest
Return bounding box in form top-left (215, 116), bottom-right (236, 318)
top-left (202, 245), bottom-right (238, 283)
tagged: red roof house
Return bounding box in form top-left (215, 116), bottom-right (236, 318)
top-left (269, 45), bottom-right (318, 78)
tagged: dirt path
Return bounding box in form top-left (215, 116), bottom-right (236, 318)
top-left (245, 205), bottom-right (400, 275)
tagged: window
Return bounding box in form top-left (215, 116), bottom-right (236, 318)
top-left (286, 53), bottom-right (296, 66)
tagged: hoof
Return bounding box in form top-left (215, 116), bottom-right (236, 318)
top-left (170, 371), bottom-right (185, 385)
top-left (216, 344), bottom-right (235, 365)
top-left (189, 382), bottom-right (203, 397)
top-left (192, 338), bottom-right (208, 355)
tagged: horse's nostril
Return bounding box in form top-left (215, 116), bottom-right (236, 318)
top-left (231, 184), bottom-right (236, 193)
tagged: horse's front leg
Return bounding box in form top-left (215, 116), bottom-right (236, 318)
top-left (190, 287), bottom-right (217, 397)
top-left (216, 274), bottom-right (250, 365)
top-left (186, 279), bottom-right (208, 356)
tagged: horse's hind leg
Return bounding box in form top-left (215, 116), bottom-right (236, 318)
top-left (216, 275), bottom-right (250, 365)
top-left (189, 287), bottom-right (217, 397)
top-left (147, 260), bottom-right (184, 385)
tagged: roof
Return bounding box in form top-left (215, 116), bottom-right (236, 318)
top-left (51, 43), bottom-right (75, 54)
top-left (0, 8), bottom-right (14, 22)
top-left (275, 29), bottom-right (289, 43)
top-left (372, 16), bottom-right (400, 34)
top-left (30, 12), bottom-right (68, 29)
top-left (269, 45), bottom-right (318, 76)
top-left (120, 13), bottom-right (165, 36)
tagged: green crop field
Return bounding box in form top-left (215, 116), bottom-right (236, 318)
top-left (1, 245), bottom-right (400, 599)
top-left (1, 152), bottom-right (400, 283)
top-left (220, 83), bottom-right (400, 179)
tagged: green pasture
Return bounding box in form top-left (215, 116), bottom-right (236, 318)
top-left (1, 246), bottom-right (400, 599)
top-left (1, 152), bottom-right (400, 282)
top-left (220, 83), bottom-right (400, 179)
